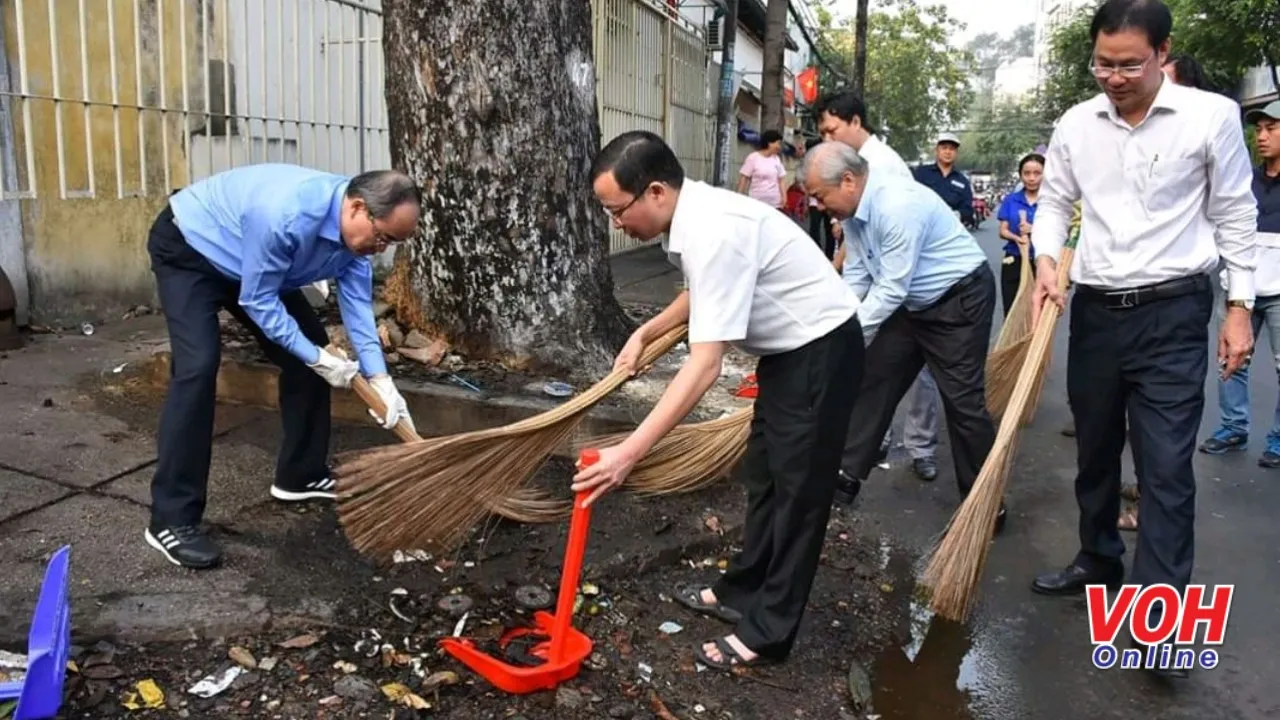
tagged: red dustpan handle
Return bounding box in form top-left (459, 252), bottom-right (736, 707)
top-left (549, 449), bottom-right (598, 662)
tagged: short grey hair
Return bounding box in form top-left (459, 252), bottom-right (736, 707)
top-left (346, 170), bottom-right (422, 219)
top-left (801, 141), bottom-right (869, 188)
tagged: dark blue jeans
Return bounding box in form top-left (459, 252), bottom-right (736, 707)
top-left (1207, 294), bottom-right (1280, 451)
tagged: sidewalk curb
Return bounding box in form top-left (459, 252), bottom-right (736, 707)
top-left (140, 351), bottom-right (642, 457)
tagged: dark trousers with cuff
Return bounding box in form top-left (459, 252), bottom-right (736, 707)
top-left (147, 204), bottom-right (332, 527)
top-left (1067, 276), bottom-right (1211, 591)
top-left (711, 315), bottom-right (864, 659)
top-left (840, 264), bottom-right (997, 494)
top-left (808, 206), bottom-right (835, 259)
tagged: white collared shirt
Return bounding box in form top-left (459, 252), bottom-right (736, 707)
top-left (663, 180), bottom-right (860, 355)
top-left (1032, 80), bottom-right (1258, 300)
top-left (858, 135), bottom-right (914, 180)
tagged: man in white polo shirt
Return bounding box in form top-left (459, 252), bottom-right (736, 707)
top-left (1026, 0), bottom-right (1256, 678)
top-left (573, 130), bottom-right (863, 671)
top-left (816, 90), bottom-right (946, 487)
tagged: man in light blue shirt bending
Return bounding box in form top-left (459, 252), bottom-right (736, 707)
top-left (146, 164), bottom-right (421, 569)
top-left (803, 142), bottom-right (1005, 533)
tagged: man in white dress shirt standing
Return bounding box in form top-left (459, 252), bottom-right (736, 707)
top-left (1027, 0), bottom-right (1255, 678)
top-left (815, 91), bottom-right (947, 492)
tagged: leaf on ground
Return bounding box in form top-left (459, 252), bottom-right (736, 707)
top-left (228, 646), bottom-right (257, 669)
top-left (278, 633), bottom-right (320, 649)
top-left (381, 682), bottom-right (431, 709)
top-left (421, 671), bottom-right (459, 691)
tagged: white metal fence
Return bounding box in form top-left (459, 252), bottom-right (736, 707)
top-left (0, 0), bottom-right (386, 201)
top-left (0, 0), bottom-right (713, 247)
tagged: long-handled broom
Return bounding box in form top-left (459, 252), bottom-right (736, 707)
top-left (580, 404), bottom-right (754, 496)
top-left (333, 324), bottom-right (689, 560)
top-left (919, 227), bottom-right (1078, 623)
top-left (348, 375), bottom-right (571, 524)
top-left (985, 210), bottom-right (1045, 425)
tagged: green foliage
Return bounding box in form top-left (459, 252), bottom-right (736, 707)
top-left (811, 0), bottom-right (973, 160)
top-left (957, 99), bottom-right (1052, 178)
top-left (1037, 2), bottom-right (1099, 124)
top-left (1038, 0), bottom-right (1280, 123)
top-left (964, 25), bottom-right (1035, 122)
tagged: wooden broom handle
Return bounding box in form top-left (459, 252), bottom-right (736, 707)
top-left (351, 375), bottom-right (423, 443)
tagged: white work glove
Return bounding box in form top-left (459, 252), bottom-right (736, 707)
top-left (308, 347), bottom-right (359, 388)
top-left (368, 374), bottom-right (415, 432)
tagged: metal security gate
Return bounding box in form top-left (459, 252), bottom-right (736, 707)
top-left (593, 0), bottom-right (717, 255)
top-left (0, 0), bottom-right (388, 202)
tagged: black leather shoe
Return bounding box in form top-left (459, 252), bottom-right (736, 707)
top-left (1030, 562), bottom-right (1122, 596)
top-left (912, 457), bottom-right (938, 482)
top-left (833, 470), bottom-right (862, 507)
top-left (145, 524), bottom-right (222, 569)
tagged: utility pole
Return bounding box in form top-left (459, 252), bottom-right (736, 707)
top-left (712, 0), bottom-right (739, 188)
top-left (853, 0), bottom-right (868, 95)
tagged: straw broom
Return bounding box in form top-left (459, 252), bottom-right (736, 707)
top-left (333, 324), bottom-right (689, 560)
top-left (347, 375), bottom-right (571, 524)
top-left (985, 210), bottom-right (1046, 425)
top-left (919, 229), bottom-right (1078, 623)
top-left (581, 404), bottom-right (754, 496)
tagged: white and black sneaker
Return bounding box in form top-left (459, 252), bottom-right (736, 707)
top-left (145, 525), bottom-right (222, 569)
top-left (270, 477), bottom-right (337, 502)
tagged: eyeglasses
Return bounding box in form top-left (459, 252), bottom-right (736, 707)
top-left (1088, 53), bottom-right (1153, 79)
top-left (367, 210), bottom-right (410, 246)
top-left (602, 185), bottom-right (652, 220)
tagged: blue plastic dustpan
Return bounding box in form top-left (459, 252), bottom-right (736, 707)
top-left (0, 546), bottom-right (72, 720)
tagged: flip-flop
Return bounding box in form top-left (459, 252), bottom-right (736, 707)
top-left (692, 636), bottom-right (781, 671)
top-left (1120, 484), bottom-right (1140, 503)
top-left (673, 583), bottom-right (742, 624)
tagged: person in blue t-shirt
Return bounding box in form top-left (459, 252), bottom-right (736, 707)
top-left (994, 153), bottom-right (1044, 316)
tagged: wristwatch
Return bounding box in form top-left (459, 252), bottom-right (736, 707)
top-left (1227, 299), bottom-right (1255, 311)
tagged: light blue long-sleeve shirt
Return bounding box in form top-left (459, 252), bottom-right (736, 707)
top-left (169, 163), bottom-right (386, 377)
top-left (842, 169), bottom-right (988, 343)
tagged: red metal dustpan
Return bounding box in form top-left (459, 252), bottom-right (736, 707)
top-left (439, 449), bottom-right (600, 694)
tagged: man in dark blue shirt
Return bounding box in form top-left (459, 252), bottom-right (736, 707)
top-left (913, 133), bottom-right (975, 228)
top-left (146, 164), bottom-right (422, 569)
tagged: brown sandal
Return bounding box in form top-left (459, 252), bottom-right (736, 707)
top-left (1118, 506), bottom-right (1139, 532)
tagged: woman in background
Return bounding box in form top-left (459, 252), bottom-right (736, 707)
top-left (737, 130), bottom-right (788, 210)
top-left (995, 153), bottom-right (1044, 316)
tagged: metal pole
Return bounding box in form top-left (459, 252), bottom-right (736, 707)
top-left (712, 0), bottom-right (738, 188)
top-left (357, 11), bottom-right (366, 171)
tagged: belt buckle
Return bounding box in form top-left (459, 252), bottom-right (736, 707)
top-left (1111, 289), bottom-right (1139, 309)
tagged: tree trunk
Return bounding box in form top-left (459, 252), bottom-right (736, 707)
top-left (853, 0), bottom-right (869, 96)
top-left (760, 0), bottom-right (789, 132)
top-left (381, 0), bottom-right (633, 373)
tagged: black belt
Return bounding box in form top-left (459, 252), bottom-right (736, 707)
top-left (1076, 274), bottom-right (1211, 310)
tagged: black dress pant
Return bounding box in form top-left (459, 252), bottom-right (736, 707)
top-left (712, 315), bottom-right (864, 659)
top-left (1000, 255), bottom-right (1027, 318)
top-left (1066, 277), bottom-right (1212, 591)
top-left (840, 264), bottom-right (997, 495)
top-left (147, 205), bottom-right (332, 527)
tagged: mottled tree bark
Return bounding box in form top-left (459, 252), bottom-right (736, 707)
top-left (760, 0), bottom-right (789, 132)
top-left (381, 0), bottom-right (633, 372)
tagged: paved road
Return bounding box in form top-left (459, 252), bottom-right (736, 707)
top-left (857, 218), bottom-right (1280, 719)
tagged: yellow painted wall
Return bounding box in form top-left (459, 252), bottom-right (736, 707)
top-left (2, 0), bottom-right (224, 324)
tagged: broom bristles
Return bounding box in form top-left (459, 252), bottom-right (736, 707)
top-left (334, 324), bottom-right (689, 560)
top-left (580, 406), bottom-right (754, 496)
top-left (921, 246), bottom-right (1076, 622)
top-left (986, 240), bottom-right (1041, 424)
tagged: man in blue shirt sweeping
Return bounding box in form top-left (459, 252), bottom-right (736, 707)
top-left (146, 164), bottom-right (421, 569)
top-left (803, 141), bottom-right (1005, 533)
